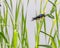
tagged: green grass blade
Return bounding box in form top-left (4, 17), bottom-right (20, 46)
top-left (40, 31), bottom-right (53, 38)
top-left (55, 9), bottom-right (59, 47)
top-left (21, 5), bottom-right (29, 48)
top-left (48, 0), bottom-right (56, 14)
top-left (46, 14), bottom-right (55, 19)
top-left (40, 31), bottom-right (57, 48)
top-left (4, 0), bottom-right (13, 16)
top-left (12, 30), bottom-right (18, 48)
top-left (48, 19), bottom-right (55, 43)
top-left (10, 15), bottom-right (14, 30)
top-left (15, 0), bottom-right (21, 23)
top-left (15, 0), bottom-right (21, 29)
top-left (35, 19), bottom-right (43, 48)
top-left (43, 0), bottom-right (48, 12)
top-left (40, 0), bottom-right (42, 13)
top-left (48, 0), bottom-right (56, 7)
top-left (43, 0), bottom-right (49, 42)
top-left (43, 18), bottom-right (46, 37)
top-left (0, 32), bottom-right (9, 43)
top-left (24, 17), bottom-right (29, 48)
top-left (38, 45), bottom-right (52, 48)
top-left (10, 0), bottom-right (12, 8)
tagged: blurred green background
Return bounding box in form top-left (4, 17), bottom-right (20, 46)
top-left (0, 0), bottom-right (60, 48)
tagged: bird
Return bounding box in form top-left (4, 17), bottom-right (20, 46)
top-left (32, 14), bottom-right (45, 21)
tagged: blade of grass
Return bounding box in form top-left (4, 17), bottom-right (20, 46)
top-left (40, 31), bottom-right (57, 48)
top-left (4, 0), bottom-right (11, 13)
top-left (46, 14), bottom-right (55, 19)
top-left (40, 0), bottom-right (42, 13)
top-left (4, 0), bottom-right (13, 17)
top-left (21, 5), bottom-right (29, 48)
top-left (3, 2), bottom-right (10, 42)
top-left (15, 0), bottom-right (21, 29)
top-left (35, 19), bottom-right (44, 48)
top-left (48, 0), bottom-right (56, 14)
top-left (24, 16), bottom-right (29, 48)
top-left (0, 32), bottom-right (9, 43)
top-left (42, 0), bottom-right (48, 45)
top-left (40, 31), bottom-right (53, 38)
top-left (43, 0), bottom-right (48, 42)
top-left (43, 0), bottom-right (48, 12)
top-left (55, 8), bottom-right (59, 47)
top-left (38, 44), bottom-right (52, 48)
top-left (48, 19), bottom-right (56, 44)
top-left (0, 9), bottom-right (4, 48)
top-left (10, 0), bottom-right (12, 8)
top-left (11, 29), bottom-right (18, 48)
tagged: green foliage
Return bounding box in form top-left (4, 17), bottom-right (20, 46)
top-left (0, 0), bottom-right (60, 48)
top-left (0, 32), bottom-right (9, 43)
top-left (21, 5), bottom-right (29, 48)
top-left (46, 14), bottom-right (55, 19)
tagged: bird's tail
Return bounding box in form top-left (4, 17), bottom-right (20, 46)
top-left (32, 18), bottom-right (37, 21)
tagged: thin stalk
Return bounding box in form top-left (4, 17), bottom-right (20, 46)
top-left (43, 0), bottom-right (48, 41)
top-left (21, 5), bottom-right (29, 48)
top-left (38, 44), bottom-right (52, 48)
top-left (55, 8), bottom-right (59, 47)
top-left (35, 19), bottom-right (43, 48)
top-left (15, 0), bottom-right (21, 29)
top-left (40, 31), bottom-right (57, 48)
top-left (48, 20), bottom-right (55, 44)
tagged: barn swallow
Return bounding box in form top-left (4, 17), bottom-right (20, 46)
top-left (32, 14), bottom-right (45, 21)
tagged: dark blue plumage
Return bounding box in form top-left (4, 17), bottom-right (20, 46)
top-left (32, 14), bottom-right (45, 21)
